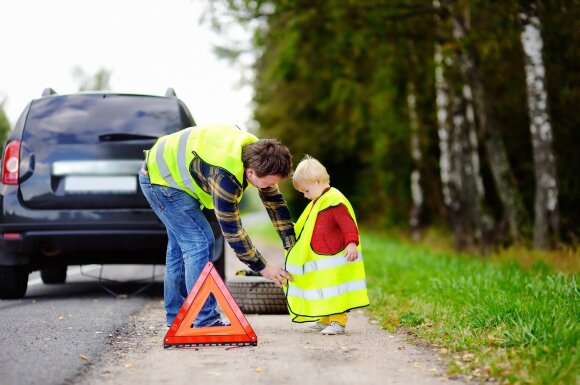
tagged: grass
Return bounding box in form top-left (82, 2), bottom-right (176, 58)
top-left (363, 232), bottom-right (579, 385)
top-left (246, 220), bottom-right (579, 385)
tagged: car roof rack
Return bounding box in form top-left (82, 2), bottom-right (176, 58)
top-left (165, 88), bottom-right (177, 97)
top-left (42, 88), bottom-right (57, 96)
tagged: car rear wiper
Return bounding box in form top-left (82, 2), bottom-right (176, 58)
top-left (98, 133), bottom-right (158, 141)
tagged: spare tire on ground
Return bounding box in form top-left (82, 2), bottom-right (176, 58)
top-left (227, 275), bottom-right (288, 315)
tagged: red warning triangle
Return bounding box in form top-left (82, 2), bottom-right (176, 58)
top-left (163, 262), bottom-right (257, 347)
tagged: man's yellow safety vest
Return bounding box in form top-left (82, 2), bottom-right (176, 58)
top-left (284, 187), bottom-right (369, 322)
top-left (146, 124), bottom-right (258, 209)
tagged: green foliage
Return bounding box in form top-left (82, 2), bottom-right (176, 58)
top-left (252, 0), bottom-right (423, 225)
top-left (72, 66), bottom-right (111, 91)
top-left (207, 0), bottom-right (580, 243)
top-left (0, 102), bottom-right (10, 147)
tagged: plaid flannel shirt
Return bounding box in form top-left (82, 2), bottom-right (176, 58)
top-left (190, 157), bottom-right (296, 272)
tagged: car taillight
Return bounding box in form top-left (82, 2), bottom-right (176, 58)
top-left (2, 141), bottom-right (21, 185)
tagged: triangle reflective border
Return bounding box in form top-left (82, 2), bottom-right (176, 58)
top-left (163, 262), bottom-right (258, 348)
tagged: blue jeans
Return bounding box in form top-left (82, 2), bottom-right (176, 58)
top-left (139, 172), bottom-right (221, 327)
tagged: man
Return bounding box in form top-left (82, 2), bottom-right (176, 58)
top-left (139, 124), bottom-right (295, 327)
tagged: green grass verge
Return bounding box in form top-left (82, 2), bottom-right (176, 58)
top-left (364, 232), bottom-right (578, 385)
top-left (247, 221), bottom-right (579, 385)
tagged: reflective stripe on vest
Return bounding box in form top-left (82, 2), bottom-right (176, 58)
top-left (286, 279), bottom-right (367, 300)
top-left (146, 124), bottom-right (258, 209)
top-left (154, 127), bottom-right (196, 192)
top-left (284, 187), bottom-right (369, 322)
top-left (285, 252), bottom-right (363, 276)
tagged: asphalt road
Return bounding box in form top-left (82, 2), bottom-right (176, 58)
top-left (0, 265), bottom-right (165, 385)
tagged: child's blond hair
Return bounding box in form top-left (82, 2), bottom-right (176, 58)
top-left (292, 155), bottom-right (330, 188)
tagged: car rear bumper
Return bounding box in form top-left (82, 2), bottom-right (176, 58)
top-left (0, 194), bottom-right (224, 269)
top-left (0, 227), bottom-right (168, 267)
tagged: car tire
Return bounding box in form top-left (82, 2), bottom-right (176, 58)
top-left (227, 276), bottom-right (288, 315)
top-left (0, 265), bottom-right (29, 299)
top-left (40, 266), bottom-right (68, 284)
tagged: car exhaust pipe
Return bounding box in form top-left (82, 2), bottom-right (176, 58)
top-left (41, 244), bottom-right (61, 257)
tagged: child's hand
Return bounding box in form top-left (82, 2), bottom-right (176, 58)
top-left (345, 243), bottom-right (358, 262)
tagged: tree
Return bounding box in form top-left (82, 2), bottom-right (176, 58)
top-left (440, 0), bottom-right (529, 245)
top-left (433, 1), bottom-right (493, 251)
top-left (72, 66), bottom-right (111, 91)
top-left (518, 0), bottom-right (560, 248)
top-left (434, 43), bottom-right (491, 251)
top-left (406, 80), bottom-right (424, 241)
top-left (0, 100), bottom-right (10, 147)
top-left (203, 0), bottom-right (579, 247)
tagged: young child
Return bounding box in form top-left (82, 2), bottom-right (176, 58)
top-left (284, 155), bottom-right (369, 335)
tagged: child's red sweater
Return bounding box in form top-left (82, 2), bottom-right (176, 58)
top-left (311, 190), bottom-right (359, 255)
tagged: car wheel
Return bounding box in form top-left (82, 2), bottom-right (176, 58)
top-left (0, 265), bottom-right (29, 299)
top-left (40, 266), bottom-right (68, 284)
top-left (227, 276), bottom-right (288, 314)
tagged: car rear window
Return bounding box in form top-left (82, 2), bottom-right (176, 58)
top-left (24, 94), bottom-right (184, 144)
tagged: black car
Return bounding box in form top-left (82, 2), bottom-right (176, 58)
top-left (0, 88), bottom-right (224, 299)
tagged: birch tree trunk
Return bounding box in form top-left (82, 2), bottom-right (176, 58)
top-left (434, 46), bottom-right (454, 213)
top-left (449, 89), bottom-right (472, 249)
top-left (435, 46), bottom-right (487, 250)
top-left (435, 44), bottom-right (465, 248)
top-left (519, 1), bottom-right (560, 249)
top-left (452, 86), bottom-right (488, 250)
top-left (406, 81), bottom-right (424, 241)
top-left (433, 1), bottom-right (494, 251)
top-left (462, 84), bottom-right (485, 199)
top-left (449, 3), bottom-right (529, 244)
top-left (462, 83), bottom-right (495, 251)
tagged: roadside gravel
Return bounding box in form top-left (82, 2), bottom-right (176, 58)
top-left (79, 238), bottom-right (470, 385)
top-left (81, 297), bottom-right (470, 385)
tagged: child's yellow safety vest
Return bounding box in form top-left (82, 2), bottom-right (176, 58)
top-left (284, 187), bottom-right (369, 322)
top-left (146, 124), bottom-right (258, 209)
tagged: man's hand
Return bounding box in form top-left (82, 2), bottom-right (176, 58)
top-left (345, 243), bottom-right (358, 262)
top-left (260, 263), bottom-right (294, 288)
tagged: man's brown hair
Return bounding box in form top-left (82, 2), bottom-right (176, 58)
top-left (242, 139), bottom-right (292, 178)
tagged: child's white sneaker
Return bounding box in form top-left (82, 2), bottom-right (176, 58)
top-left (320, 321), bottom-right (345, 335)
top-left (309, 321), bottom-right (329, 331)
